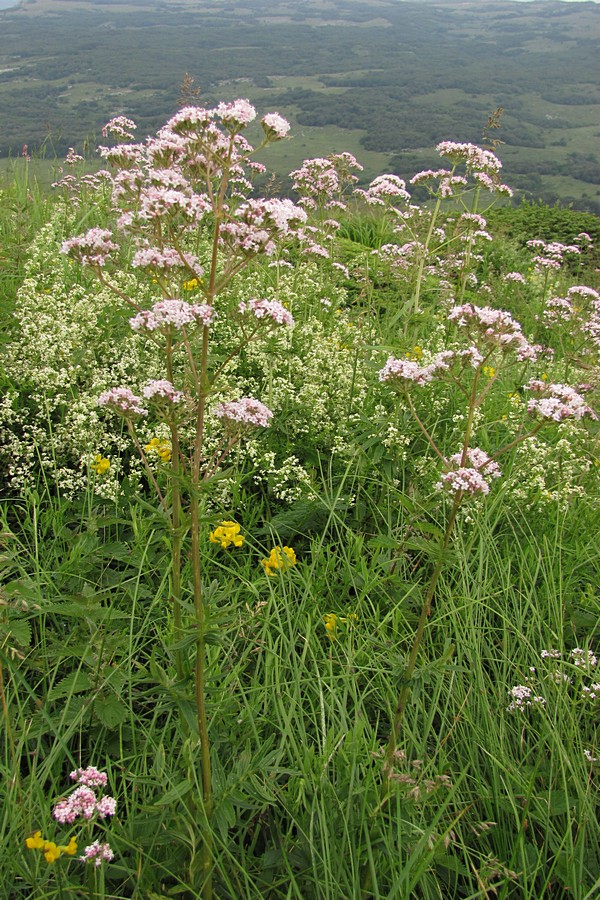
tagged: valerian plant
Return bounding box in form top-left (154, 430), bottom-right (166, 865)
top-left (61, 101), bottom-right (304, 899)
top-left (377, 293), bottom-right (597, 794)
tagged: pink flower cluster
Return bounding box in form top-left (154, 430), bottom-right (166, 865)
top-left (291, 153), bottom-right (362, 211)
top-left (355, 174), bottom-right (411, 206)
top-left (214, 397), bottom-right (273, 429)
top-left (437, 448), bottom-right (501, 497)
top-left (216, 99), bottom-right (257, 129)
top-left (447, 303), bottom-right (539, 361)
top-left (379, 352), bottom-right (454, 386)
top-left (524, 380), bottom-right (596, 422)
top-left (410, 168), bottom-right (468, 198)
top-left (81, 841), bottom-right (114, 867)
top-left (221, 198), bottom-right (307, 256)
top-left (142, 380), bottom-right (185, 404)
top-left (61, 228), bottom-right (119, 268)
top-left (507, 685), bottom-right (546, 712)
top-left (97, 387), bottom-right (148, 417)
top-left (570, 648), bottom-right (598, 669)
top-left (261, 113), bottom-right (291, 140)
top-left (102, 115), bottom-right (136, 140)
top-left (436, 141), bottom-right (502, 175)
top-left (70, 766), bottom-right (107, 788)
top-left (53, 768), bottom-right (116, 824)
top-left (138, 186), bottom-right (210, 224)
top-left (527, 239), bottom-right (581, 273)
top-left (130, 299), bottom-right (216, 332)
top-left (132, 245), bottom-right (202, 273)
top-left (504, 272), bottom-right (527, 284)
top-left (238, 297), bottom-right (294, 327)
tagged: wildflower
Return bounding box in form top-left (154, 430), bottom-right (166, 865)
top-left (209, 520), bottom-right (245, 549)
top-left (97, 387), bottom-right (148, 417)
top-left (524, 380), bottom-right (597, 422)
top-left (61, 228), bottom-right (119, 268)
top-left (102, 115), bottom-right (136, 140)
top-left (324, 613), bottom-right (338, 639)
top-left (183, 277), bottom-right (200, 291)
top-left (26, 832), bottom-right (78, 863)
top-left (43, 842), bottom-right (61, 864)
top-left (130, 299), bottom-right (216, 332)
top-left (214, 397), bottom-right (273, 429)
top-left (582, 683), bottom-right (600, 702)
top-left (261, 113), bottom-right (291, 140)
top-left (505, 272), bottom-right (526, 284)
top-left (96, 796), bottom-right (117, 818)
top-left (70, 766), bottom-right (108, 788)
top-left (238, 297), bottom-right (294, 327)
top-left (323, 612), bottom-right (357, 640)
top-left (571, 648), bottom-right (598, 669)
top-left (541, 649), bottom-right (562, 660)
top-left (355, 174), bottom-right (411, 205)
top-left (81, 841), bottom-right (114, 867)
top-left (482, 366), bottom-right (495, 379)
top-left (437, 448), bottom-right (501, 497)
top-left (142, 379), bottom-right (185, 405)
top-left (25, 832), bottom-right (45, 850)
top-left (53, 781), bottom-right (116, 825)
top-left (145, 437), bottom-right (172, 462)
top-left (62, 837), bottom-right (78, 856)
top-left (216, 98), bottom-right (256, 129)
top-left (261, 546), bottom-right (296, 576)
top-left (507, 685), bottom-right (546, 712)
top-left (94, 455), bottom-right (110, 475)
top-left (447, 303), bottom-right (538, 361)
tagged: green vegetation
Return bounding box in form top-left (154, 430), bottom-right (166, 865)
top-left (0, 89), bottom-right (599, 900)
top-left (0, 0), bottom-right (599, 209)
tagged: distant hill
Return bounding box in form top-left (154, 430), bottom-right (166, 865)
top-left (1, 0), bottom-right (599, 210)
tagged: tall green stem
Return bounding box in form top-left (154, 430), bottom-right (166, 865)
top-left (381, 491), bottom-right (461, 792)
top-left (166, 337), bottom-right (185, 682)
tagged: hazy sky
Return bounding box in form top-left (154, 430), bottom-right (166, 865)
top-left (0, 0), bottom-right (598, 7)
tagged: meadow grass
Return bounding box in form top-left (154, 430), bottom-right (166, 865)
top-left (0, 111), bottom-right (598, 899)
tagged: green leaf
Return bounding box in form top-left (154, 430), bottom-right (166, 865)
top-left (153, 780), bottom-right (193, 806)
top-left (47, 670), bottom-right (92, 701)
top-left (3, 617), bottom-right (31, 647)
top-left (94, 695), bottom-right (128, 729)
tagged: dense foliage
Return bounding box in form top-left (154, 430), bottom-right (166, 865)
top-left (0, 97), bottom-right (599, 899)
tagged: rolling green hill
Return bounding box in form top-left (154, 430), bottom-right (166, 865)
top-left (0, 0), bottom-right (599, 209)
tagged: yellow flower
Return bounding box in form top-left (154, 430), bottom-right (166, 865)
top-left (26, 831), bottom-right (77, 863)
top-left (324, 613), bottom-right (338, 640)
top-left (261, 546), bottom-right (296, 576)
top-left (26, 831), bottom-right (45, 850)
top-left (183, 278), bottom-right (200, 291)
top-left (43, 841), bottom-right (61, 864)
top-left (94, 455), bottom-right (110, 475)
top-left (405, 345), bottom-right (423, 361)
top-left (541, 373), bottom-right (549, 382)
top-left (482, 365), bottom-right (495, 379)
top-left (60, 837), bottom-right (78, 857)
top-left (323, 612), bottom-right (357, 640)
top-left (145, 437), bottom-right (172, 462)
top-left (209, 520), bottom-right (245, 549)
